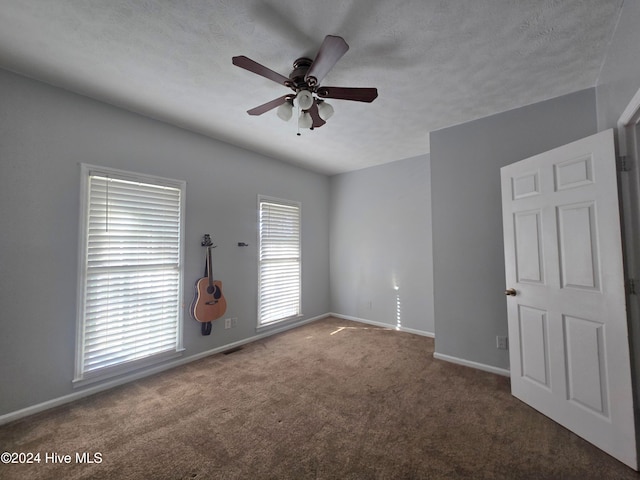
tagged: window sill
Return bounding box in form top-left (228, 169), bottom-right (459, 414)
top-left (73, 349), bottom-right (185, 389)
top-left (256, 314), bottom-right (304, 333)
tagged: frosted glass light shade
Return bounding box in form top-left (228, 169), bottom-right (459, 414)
top-left (295, 90), bottom-right (313, 110)
top-left (317, 101), bottom-right (334, 120)
top-left (298, 111), bottom-right (313, 129)
top-left (277, 101), bottom-right (293, 121)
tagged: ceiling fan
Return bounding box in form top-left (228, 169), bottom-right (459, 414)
top-left (232, 35), bottom-right (378, 131)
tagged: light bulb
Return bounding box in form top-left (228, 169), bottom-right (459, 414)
top-left (298, 111), bottom-right (313, 129)
top-left (317, 101), bottom-right (334, 120)
top-left (276, 100), bottom-right (293, 121)
top-left (295, 90), bottom-right (313, 110)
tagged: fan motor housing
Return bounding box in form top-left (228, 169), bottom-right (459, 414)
top-left (288, 58), bottom-right (314, 91)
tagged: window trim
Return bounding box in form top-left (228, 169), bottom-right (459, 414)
top-left (74, 164), bottom-right (186, 386)
top-left (257, 195), bottom-right (302, 330)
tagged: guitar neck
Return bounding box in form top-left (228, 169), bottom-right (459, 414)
top-left (207, 246), bottom-right (214, 286)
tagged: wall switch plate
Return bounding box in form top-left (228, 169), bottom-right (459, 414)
top-left (231, 317), bottom-right (237, 328)
top-left (496, 336), bottom-right (509, 350)
top-left (224, 318), bottom-right (231, 329)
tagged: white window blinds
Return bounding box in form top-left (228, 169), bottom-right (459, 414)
top-left (76, 165), bottom-right (184, 382)
top-left (258, 197), bottom-right (301, 325)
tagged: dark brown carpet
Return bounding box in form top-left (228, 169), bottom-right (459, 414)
top-left (1, 316), bottom-right (639, 479)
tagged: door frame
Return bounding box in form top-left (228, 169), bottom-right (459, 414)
top-left (617, 86), bottom-right (640, 459)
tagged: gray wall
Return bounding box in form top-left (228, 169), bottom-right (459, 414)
top-left (0, 69), bottom-right (330, 416)
top-left (430, 88), bottom-right (597, 371)
top-left (596, 0), bottom-right (640, 131)
top-left (330, 155), bottom-right (434, 335)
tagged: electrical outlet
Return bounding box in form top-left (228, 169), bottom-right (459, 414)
top-left (224, 318), bottom-right (231, 329)
top-left (231, 317), bottom-right (237, 328)
top-left (496, 336), bottom-right (509, 350)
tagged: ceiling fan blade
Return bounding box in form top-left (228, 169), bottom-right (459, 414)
top-left (247, 95), bottom-right (290, 116)
top-left (305, 35), bottom-right (349, 85)
top-left (232, 56), bottom-right (289, 86)
top-left (317, 87), bottom-right (378, 103)
top-left (307, 100), bottom-right (326, 128)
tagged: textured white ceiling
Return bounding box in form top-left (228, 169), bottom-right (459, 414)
top-left (0, 0), bottom-right (623, 174)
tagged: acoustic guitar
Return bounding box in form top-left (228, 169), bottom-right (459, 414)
top-left (191, 242), bottom-right (227, 323)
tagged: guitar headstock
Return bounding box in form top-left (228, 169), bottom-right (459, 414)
top-left (201, 234), bottom-right (213, 247)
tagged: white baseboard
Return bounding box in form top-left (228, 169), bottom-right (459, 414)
top-left (329, 312), bottom-right (435, 338)
top-left (1, 313), bottom-right (508, 425)
top-left (330, 314), bottom-right (509, 377)
top-left (0, 313), bottom-right (329, 426)
top-left (433, 352), bottom-right (510, 377)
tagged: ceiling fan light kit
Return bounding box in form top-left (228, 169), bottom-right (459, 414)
top-left (317, 100), bottom-right (334, 121)
top-left (276, 99), bottom-right (294, 121)
top-left (298, 111), bottom-right (313, 129)
top-left (232, 35), bottom-right (378, 133)
top-left (295, 90), bottom-right (314, 110)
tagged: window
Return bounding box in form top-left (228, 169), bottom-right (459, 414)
top-left (258, 196), bottom-right (301, 326)
top-left (75, 164), bottom-right (185, 384)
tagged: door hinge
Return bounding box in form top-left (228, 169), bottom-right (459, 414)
top-left (627, 278), bottom-right (637, 295)
top-left (617, 155), bottom-right (632, 172)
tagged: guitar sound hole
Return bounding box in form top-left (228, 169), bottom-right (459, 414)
top-left (207, 285), bottom-right (215, 295)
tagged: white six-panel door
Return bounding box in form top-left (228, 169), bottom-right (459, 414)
top-left (501, 129), bottom-right (637, 469)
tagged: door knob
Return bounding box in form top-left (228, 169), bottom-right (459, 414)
top-left (505, 288), bottom-right (517, 296)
